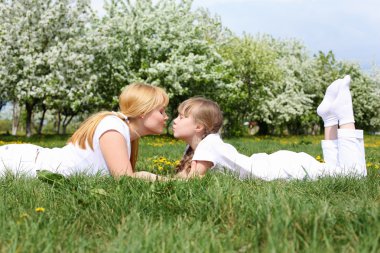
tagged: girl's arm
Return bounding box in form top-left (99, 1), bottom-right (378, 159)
top-left (133, 171), bottom-right (169, 181)
top-left (175, 160), bottom-right (213, 179)
top-left (99, 130), bottom-right (165, 181)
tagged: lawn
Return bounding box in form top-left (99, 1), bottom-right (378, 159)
top-left (1, 134), bottom-right (379, 252)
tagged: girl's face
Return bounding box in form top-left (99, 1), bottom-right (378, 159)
top-left (172, 112), bottom-right (199, 142)
top-left (141, 107), bottom-right (168, 135)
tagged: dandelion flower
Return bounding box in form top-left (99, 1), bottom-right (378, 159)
top-left (35, 207), bottom-right (45, 213)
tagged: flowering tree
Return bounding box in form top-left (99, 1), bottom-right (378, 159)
top-left (219, 35), bottom-right (316, 134)
top-left (268, 38), bottom-right (320, 134)
top-left (0, 0), bottom-right (98, 136)
top-left (96, 0), bottom-right (229, 124)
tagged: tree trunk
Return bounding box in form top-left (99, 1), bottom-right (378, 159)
top-left (37, 107), bottom-right (47, 135)
top-left (62, 114), bottom-right (74, 135)
top-left (56, 112), bottom-right (61, 134)
top-left (11, 101), bottom-right (20, 135)
top-left (257, 121), bottom-right (269, 135)
top-left (25, 102), bottom-right (34, 137)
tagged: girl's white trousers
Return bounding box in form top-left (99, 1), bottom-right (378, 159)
top-left (248, 129), bottom-right (367, 180)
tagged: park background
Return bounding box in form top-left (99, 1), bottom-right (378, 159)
top-left (1, 1), bottom-right (380, 252)
top-left (0, 0), bottom-right (380, 137)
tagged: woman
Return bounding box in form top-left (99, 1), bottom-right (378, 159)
top-left (0, 83), bottom-right (169, 180)
top-left (172, 76), bottom-right (367, 180)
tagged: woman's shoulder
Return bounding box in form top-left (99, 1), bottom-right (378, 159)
top-left (100, 115), bottom-right (126, 124)
top-left (95, 115), bottom-right (130, 137)
top-left (99, 115), bottom-right (128, 128)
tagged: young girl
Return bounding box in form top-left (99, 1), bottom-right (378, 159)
top-left (0, 83), bottom-right (169, 180)
top-left (173, 76), bottom-right (367, 180)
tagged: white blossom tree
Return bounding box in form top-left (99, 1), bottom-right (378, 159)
top-left (0, 0), bottom-right (99, 136)
top-left (96, 0), bottom-right (230, 124)
top-left (267, 38), bottom-right (317, 134)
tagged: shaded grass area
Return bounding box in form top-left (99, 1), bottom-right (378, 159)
top-left (1, 175), bottom-right (380, 252)
top-left (1, 134), bottom-right (380, 252)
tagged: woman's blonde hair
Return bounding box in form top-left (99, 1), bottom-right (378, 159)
top-left (68, 83), bottom-right (169, 170)
top-left (175, 97), bottom-right (223, 173)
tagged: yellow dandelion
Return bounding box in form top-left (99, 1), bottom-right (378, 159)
top-left (367, 162), bottom-right (373, 168)
top-left (375, 164), bottom-right (379, 170)
top-left (35, 207), bottom-right (45, 213)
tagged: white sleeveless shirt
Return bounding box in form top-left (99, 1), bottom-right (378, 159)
top-left (34, 115), bottom-right (131, 176)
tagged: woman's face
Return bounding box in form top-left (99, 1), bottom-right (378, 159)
top-left (172, 111), bottom-right (198, 142)
top-left (142, 107), bottom-right (168, 135)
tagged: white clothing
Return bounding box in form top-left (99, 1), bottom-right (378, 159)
top-left (0, 116), bottom-right (131, 177)
top-left (192, 130), bottom-right (367, 180)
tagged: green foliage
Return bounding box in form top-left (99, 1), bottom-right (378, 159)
top-left (219, 35), bottom-right (317, 135)
top-left (1, 0), bottom-right (380, 137)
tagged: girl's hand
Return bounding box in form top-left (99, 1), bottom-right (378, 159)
top-left (133, 171), bottom-right (170, 182)
top-left (175, 160), bottom-right (212, 179)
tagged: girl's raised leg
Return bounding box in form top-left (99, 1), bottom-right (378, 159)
top-left (333, 76), bottom-right (366, 175)
top-left (317, 79), bottom-right (341, 166)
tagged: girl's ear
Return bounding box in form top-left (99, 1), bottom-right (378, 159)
top-left (194, 123), bottom-right (205, 133)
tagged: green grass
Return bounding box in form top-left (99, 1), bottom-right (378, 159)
top-left (1, 134), bottom-right (380, 252)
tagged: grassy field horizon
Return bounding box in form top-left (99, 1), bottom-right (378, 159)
top-left (1, 134), bottom-right (379, 252)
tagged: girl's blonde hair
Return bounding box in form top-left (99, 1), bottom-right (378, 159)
top-left (68, 83), bottom-right (169, 170)
top-left (175, 97), bottom-right (223, 174)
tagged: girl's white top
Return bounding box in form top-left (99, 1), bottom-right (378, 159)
top-left (35, 115), bottom-right (131, 176)
top-left (192, 133), bottom-right (331, 180)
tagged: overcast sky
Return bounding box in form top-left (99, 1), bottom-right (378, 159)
top-left (94, 0), bottom-right (378, 71)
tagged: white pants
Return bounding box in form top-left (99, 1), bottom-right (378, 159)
top-left (248, 129), bottom-right (366, 180)
top-left (318, 129), bottom-right (366, 177)
top-left (0, 144), bottom-right (40, 177)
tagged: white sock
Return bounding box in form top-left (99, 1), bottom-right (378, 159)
top-left (333, 75), bottom-right (355, 125)
top-left (317, 78), bottom-right (341, 127)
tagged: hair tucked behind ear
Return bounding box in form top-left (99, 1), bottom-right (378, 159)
top-left (175, 97), bottom-right (223, 174)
